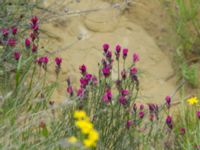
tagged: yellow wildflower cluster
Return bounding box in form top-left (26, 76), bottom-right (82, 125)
top-left (187, 96), bottom-right (199, 105)
top-left (70, 110), bottom-right (99, 148)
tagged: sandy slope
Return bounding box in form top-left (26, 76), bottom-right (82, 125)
top-left (40, 0), bottom-right (178, 103)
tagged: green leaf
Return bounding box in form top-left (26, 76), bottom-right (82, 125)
top-left (42, 127), bottom-right (49, 137)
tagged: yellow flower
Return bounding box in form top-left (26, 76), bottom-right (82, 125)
top-left (68, 136), bottom-right (77, 143)
top-left (83, 138), bottom-right (96, 147)
top-left (72, 110), bottom-right (99, 148)
top-left (187, 96), bottom-right (199, 105)
top-left (74, 110), bottom-right (87, 120)
top-left (88, 129), bottom-right (99, 141)
top-left (75, 120), bottom-right (93, 134)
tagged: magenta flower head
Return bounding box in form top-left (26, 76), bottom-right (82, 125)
top-left (25, 38), bottom-right (31, 48)
top-left (7, 38), bottom-right (16, 47)
top-left (85, 73), bottom-right (92, 82)
top-left (37, 57), bottom-right (42, 65)
top-left (133, 52), bottom-right (139, 63)
top-left (139, 111), bottom-right (145, 119)
top-left (121, 89), bottom-right (129, 96)
top-left (130, 67), bottom-right (137, 77)
top-left (2, 28), bottom-right (9, 37)
top-left (102, 67), bottom-right (111, 77)
top-left (126, 120), bottom-right (132, 129)
top-left (102, 90), bottom-right (112, 104)
top-left (165, 96), bottom-right (171, 109)
top-left (31, 16), bottom-right (39, 25)
top-left (180, 128), bottom-right (186, 135)
top-left (119, 96), bottom-right (127, 105)
top-left (12, 27), bottom-right (17, 35)
top-left (115, 44), bottom-right (121, 60)
top-left (43, 56), bottom-right (49, 64)
top-left (166, 115), bottom-right (173, 129)
top-left (80, 77), bottom-right (88, 88)
top-left (122, 48), bottom-right (128, 59)
top-left (31, 16), bottom-right (39, 31)
top-left (77, 88), bottom-right (85, 98)
top-left (32, 44), bottom-right (37, 53)
top-left (79, 64), bottom-right (87, 75)
top-left (115, 44), bottom-right (121, 53)
top-left (103, 43), bottom-right (109, 53)
top-left (196, 111), bottom-right (200, 119)
top-left (55, 57), bottom-right (62, 66)
top-left (14, 51), bottom-right (20, 61)
top-left (140, 104), bottom-right (144, 110)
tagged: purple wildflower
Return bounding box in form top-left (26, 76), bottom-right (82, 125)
top-left (102, 67), bottom-right (111, 77)
top-left (102, 90), bottom-right (112, 104)
top-left (139, 111), bottom-right (145, 119)
top-left (119, 96), bottom-right (127, 105)
top-left (103, 43), bottom-right (109, 53)
top-left (115, 44), bottom-right (121, 60)
top-left (166, 115), bottom-right (173, 129)
top-left (126, 120), bottom-right (132, 129)
top-left (132, 52), bottom-right (139, 63)
top-left (79, 64), bottom-right (87, 75)
top-left (25, 38), bottom-right (31, 47)
top-left (122, 48), bottom-right (128, 59)
top-left (55, 57), bottom-right (62, 66)
top-left (121, 89), bottom-right (129, 96)
top-left (7, 38), bottom-right (16, 47)
top-left (165, 96), bottom-right (171, 109)
top-left (14, 51), bottom-right (20, 61)
top-left (197, 111), bottom-right (200, 119)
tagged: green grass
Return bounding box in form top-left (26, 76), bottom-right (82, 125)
top-left (0, 1), bottom-right (200, 149)
top-left (162, 0), bottom-right (200, 87)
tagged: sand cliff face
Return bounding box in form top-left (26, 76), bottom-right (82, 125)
top-left (40, 0), bottom-right (178, 103)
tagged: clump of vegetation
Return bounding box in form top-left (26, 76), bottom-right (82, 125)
top-left (164, 0), bottom-right (200, 87)
top-left (0, 1), bottom-right (200, 149)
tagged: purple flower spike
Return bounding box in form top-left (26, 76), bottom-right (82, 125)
top-left (166, 115), bottom-right (173, 129)
top-left (139, 111), bottom-right (144, 119)
top-left (102, 90), bottom-right (112, 104)
top-left (79, 64), bottom-right (87, 75)
top-left (14, 51), bottom-right (20, 61)
top-left (133, 52), bottom-right (139, 63)
top-left (165, 96), bottom-right (171, 109)
top-left (55, 57), bottom-right (62, 66)
top-left (119, 96), bottom-right (127, 105)
top-left (103, 43), bottom-right (109, 53)
top-left (126, 120), bottom-right (132, 129)
top-left (102, 67), bottom-right (111, 77)
top-left (12, 27), bottom-right (17, 35)
top-left (25, 38), bottom-right (31, 48)
top-left (196, 111), bottom-right (200, 119)
top-left (123, 48), bottom-right (128, 59)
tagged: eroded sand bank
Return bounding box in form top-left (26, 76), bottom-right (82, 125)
top-left (40, 0), bottom-right (178, 103)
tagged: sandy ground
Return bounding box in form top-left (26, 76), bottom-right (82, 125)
top-left (39, 0), bottom-right (179, 103)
